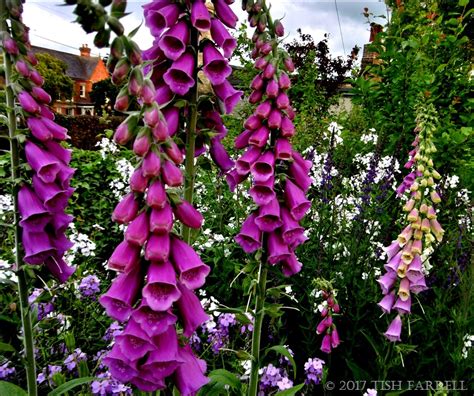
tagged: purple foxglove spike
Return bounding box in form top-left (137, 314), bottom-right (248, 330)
top-left (384, 315), bottom-right (402, 342)
top-left (406, 255), bottom-right (423, 283)
top-left (214, 80), bottom-right (243, 114)
top-left (409, 276), bottom-right (428, 294)
top-left (203, 43), bottom-right (232, 85)
top-left (255, 198), bottom-right (282, 232)
top-left (248, 89), bottom-right (263, 104)
top-left (244, 114), bottom-right (262, 130)
top-left (15, 60), bottom-right (30, 77)
top-left (291, 150), bottom-right (312, 172)
top-left (25, 141), bottom-right (60, 183)
top-left (191, 0), bottom-right (211, 31)
top-left (316, 316), bottom-right (333, 334)
top-left (162, 106), bottom-right (180, 136)
top-left (125, 211), bottom-right (150, 246)
top-left (145, 4), bottom-right (180, 35)
top-left (249, 176), bottom-right (275, 206)
top-left (276, 92), bottom-right (290, 110)
top-left (173, 200), bottom-right (203, 229)
top-left (170, 237), bottom-right (210, 290)
top-left (44, 141), bottom-right (72, 164)
top-left (263, 62), bottom-right (276, 79)
top-left (112, 192), bottom-right (139, 224)
top-left (378, 292), bottom-right (396, 314)
top-left (41, 117), bottom-right (70, 140)
top-left (320, 333), bottom-right (332, 353)
top-left (331, 328), bottom-right (340, 348)
top-left (146, 180), bottom-right (167, 209)
top-left (289, 161), bottom-right (312, 192)
top-left (284, 179), bottom-right (311, 221)
top-left (251, 74), bottom-right (264, 91)
top-left (176, 283), bottom-right (209, 337)
top-left (164, 140), bottom-right (184, 165)
top-left (268, 109), bottom-right (282, 129)
top-left (142, 150), bottom-right (161, 177)
top-left (377, 271), bottom-right (397, 295)
top-left (161, 160), bottom-right (184, 187)
top-left (50, 212), bottom-right (74, 236)
top-left (159, 21), bottom-right (190, 61)
top-left (130, 167), bottom-right (149, 193)
top-left (108, 240), bottom-right (141, 272)
top-left (116, 319), bottom-right (155, 361)
top-left (280, 116), bottom-right (295, 137)
top-left (251, 151), bottom-right (275, 183)
top-left (213, 0), bottom-right (238, 28)
top-left (145, 233), bottom-right (170, 262)
top-left (384, 251), bottom-right (402, 273)
top-left (255, 100), bottom-right (272, 119)
top-left (275, 138), bottom-right (292, 161)
top-left (393, 296), bottom-right (411, 314)
top-left (31, 87), bottom-right (52, 104)
top-left (235, 129), bottom-right (253, 150)
top-left (44, 254), bottom-right (75, 283)
top-left (99, 266), bottom-right (142, 322)
top-left (163, 52), bottom-right (195, 95)
top-left (143, 261), bottom-right (181, 311)
top-left (22, 231), bottom-right (56, 265)
top-left (236, 146), bottom-right (261, 175)
top-left (248, 126), bottom-right (270, 148)
top-left (384, 240), bottom-right (401, 261)
top-left (267, 231), bottom-right (291, 265)
top-left (18, 91), bottom-right (40, 114)
top-left (27, 117), bottom-right (52, 141)
top-left (281, 253), bottom-right (302, 277)
top-left (278, 72), bottom-right (291, 90)
top-left (30, 70), bottom-right (44, 86)
top-left (130, 374), bottom-right (165, 393)
top-left (210, 139), bottom-right (235, 172)
top-left (235, 213), bottom-right (262, 253)
top-left (281, 207), bottom-right (305, 245)
top-left (210, 17), bottom-right (237, 58)
top-left (174, 344), bottom-right (209, 395)
top-left (226, 169), bottom-right (247, 192)
top-left (18, 185), bottom-right (50, 232)
top-left (132, 302), bottom-right (177, 337)
top-left (150, 204), bottom-right (173, 234)
top-left (103, 345), bottom-right (139, 383)
top-left (155, 84), bottom-right (174, 107)
top-left (265, 79), bottom-right (279, 98)
top-left (32, 176), bottom-right (73, 213)
top-left (133, 132), bottom-right (152, 158)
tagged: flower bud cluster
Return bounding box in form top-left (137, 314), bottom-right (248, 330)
top-left (316, 290), bottom-right (341, 354)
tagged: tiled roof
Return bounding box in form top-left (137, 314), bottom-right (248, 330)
top-left (31, 46), bottom-right (100, 81)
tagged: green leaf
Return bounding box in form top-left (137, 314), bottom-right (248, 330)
top-left (0, 381), bottom-right (27, 396)
top-left (128, 21), bottom-right (143, 38)
top-left (458, 0), bottom-right (468, 6)
top-left (275, 383), bottom-right (305, 395)
top-left (0, 341), bottom-right (15, 352)
top-left (198, 369), bottom-right (241, 396)
top-left (47, 377), bottom-right (97, 396)
top-left (345, 359), bottom-right (371, 382)
top-left (264, 345), bottom-right (297, 378)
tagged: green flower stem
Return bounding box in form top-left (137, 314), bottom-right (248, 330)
top-left (0, 2), bottom-right (38, 394)
top-left (248, 260), bottom-right (268, 396)
top-left (182, 26), bottom-right (199, 245)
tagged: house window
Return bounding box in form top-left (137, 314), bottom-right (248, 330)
top-left (79, 84), bottom-right (86, 98)
top-left (67, 108), bottom-right (74, 116)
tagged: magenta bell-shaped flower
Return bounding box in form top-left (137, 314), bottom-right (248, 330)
top-left (41, 117), bottom-right (69, 140)
top-left (235, 213), bottom-right (262, 253)
top-left (170, 237), bottom-right (210, 290)
top-left (276, 92), bottom-right (290, 110)
top-left (161, 160), bottom-right (184, 187)
top-left (203, 43), bottom-right (232, 85)
top-left (210, 139), bottom-right (235, 172)
top-left (44, 141), bottom-right (72, 164)
top-left (44, 254), bottom-right (75, 283)
top-left (51, 233), bottom-right (74, 257)
top-left (289, 160), bottom-right (312, 192)
top-left (163, 52), bottom-right (195, 95)
top-left (378, 292), bottom-right (396, 314)
top-left (56, 164), bottom-right (75, 190)
top-left (108, 240), bottom-right (141, 272)
top-left (15, 60), bottom-right (30, 77)
top-left (130, 168), bottom-right (149, 193)
top-left (114, 121), bottom-right (134, 146)
top-left (236, 146), bottom-right (261, 175)
top-left (251, 151), bottom-right (275, 182)
top-left (406, 255), bottom-right (424, 283)
top-left (103, 345), bottom-right (139, 383)
top-left (249, 176), bottom-right (275, 206)
top-left (142, 150), bottom-right (162, 177)
top-left (191, 0), bottom-right (211, 31)
top-left (133, 132), bottom-right (152, 158)
top-left (244, 115), bottom-right (262, 131)
top-left (377, 271), bottom-right (397, 295)
top-left (278, 72), bottom-right (291, 90)
top-left (174, 344), bottom-right (209, 395)
top-left (320, 333), bottom-right (332, 353)
top-left (316, 316), bottom-right (333, 334)
top-left (280, 116), bottom-right (295, 137)
top-left (384, 315), bottom-right (402, 342)
top-left (146, 180), bottom-right (168, 209)
top-left (18, 185), bottom-right (50, 232)
top-left (18, 91), bottom-right (40, 114)
top-left (25, 141), bottom-right (60, 183)
top-left (213, 0), bottom-right (238, 28)
top-left (281, 253), bottom-right (302, 277)
top-left (249, 89), bottom-right (263, 104)
top-left (275, 138), bottom-right (292, 161)
top-left (176, 283), bottom-right (209, 337)
top-left (99, 266), bottom-right (142, 322)
top-left (284, 179), bottom-right (311, 221)
top-left (22, 231), bottom-right (56, 265)
top-left (150, 204), bottom-right (173, 234)
top-left (50, 212), bottom-right (74, 236)
top-left (255, 100), bottom-right (272, 119)
top-left (267, 231), bottom-right (291, 265)
top-left (27, 117), bottom-right (52, 141)
top-left (162, 106), bottom-right (180, 136)
top-left (115, 319), bottom-right (155, 361)
top-left (125, 211), bottom-right (150, 246)
top-left (210, 17), bottom-right (237, 58)
top-left (266, 79), bottom-right (279, 99)
top-left (268, 109), bottom-right (282, 129)
top-left (130, 373), bottom-right (165, 393)
top-left (112, 192), bottom-right (139, 224)
top-left (159, 21), bottom-right (190, 61)
top-left (249, 126), bottom-right (270, 148)
top-left (409, 277), bottom-right (428, 294)
top-left (331, 328), bottom-right (340, 348)
top-left (32, 176), bottom-right (73, 213)
top-left (143, 261), bottom-right (181, 311)
top-left (145, 233), bottom-right (170, 262)
top-left (145, 3), bottom-right (180, 35)
top-left (173, 200), bottom-right (203, 229)
top-left (255, 197), bottom-right (282, 232)
top-left (214, 80), bottom-right (243, 114)
top-left (132, 301), bottom-right (177, 337)
top-left (281, 207), bottom-right (305, 245)
top-left (164, 140), bottom-right (184, 165)
top-left (226, 169), bottom-right (247, 192)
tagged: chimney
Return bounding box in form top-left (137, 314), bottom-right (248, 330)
top-left (369, 23), bottom-right (383, 42)
top-left (79, 44), bottom-right (91, 57)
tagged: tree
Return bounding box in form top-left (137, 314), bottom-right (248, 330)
top-left (89, 77), bottom-right (119, 114)
top-left (34, 53), bottom-right (74, 102)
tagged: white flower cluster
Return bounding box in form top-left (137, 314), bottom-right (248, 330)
top-left (326, 122), bottom-right (344, 146)
top-left (65, 224), bottom-right (96, 264)
top-left (0, 194), bottom-right (13, 220)
top-left (360, 128), bottom-right (378, 145)
top-left (462, 334), bottom-right (474, 359)
top-left (0, 258), bottom-right (17, 282)
top-left (109, 158), bottom-right (134, 199)
top-left (96, 137), bottom-right (118, 159)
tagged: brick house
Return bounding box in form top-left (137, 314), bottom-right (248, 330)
top-left (31, 44), bottom-right (109, 115)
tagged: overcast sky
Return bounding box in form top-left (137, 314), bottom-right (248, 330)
top-left (23, 0), bottom-right (388, 61)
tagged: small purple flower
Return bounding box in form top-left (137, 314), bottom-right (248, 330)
top-left (0, 361), bottom-right (16, 379)
top-left (78, 274), bottom-right (101, 298)
top-left (64, 348), bottom-right (87, 371)
top-left (304, 357), bottom-right (325, 385)
top-left (103, 322), bottom-right (123, 342)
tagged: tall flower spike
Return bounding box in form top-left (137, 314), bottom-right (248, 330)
top-left (377, 99), bottom-right (444, 342)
